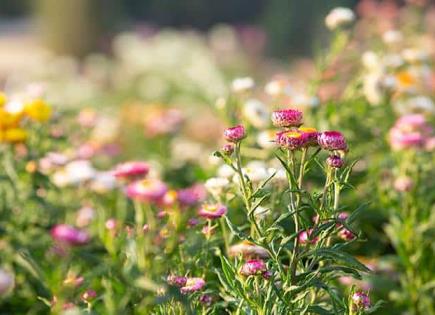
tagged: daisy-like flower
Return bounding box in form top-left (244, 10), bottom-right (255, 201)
top-left (198, 204), bottom-right (227, 220)
top-left (276, 130), bottom-right (307, 150)
top-left (224, 125), bottom-right (246, 143)
top-left (229, 240), bottom-right (269, 258)
top-left (327, 155), bottom-right (345, 168)
top-left (0, 269), bottom-right (14, 296)
top-left (51, 224), bottom-right (90, 246)
top-left (113, 161), bottom-right (150, 181)
top-left (242, 99), bottom-right (269, 128)
top-left (352, 291), bottom-right (371, 310)
top-left (240, 259), bottom-right (267, 276)
top-left (180, 277), bottom-right (206, 294)
top-left (126, 179), bottom-right (168, 202)
top-left (318, 131), bottom-right (348, 151)
top-left (271, 109), bottom-right (303, 128)
top-left (325, 7), bottom-right (355, 30)
top-left (167, 275), bottom-right (187, 287)
top-left (298, 228), bottom-right (319, 245)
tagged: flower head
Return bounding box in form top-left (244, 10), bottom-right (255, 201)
top-left (338, 228), bottom-right (355, 241)
top-left (352, 291), bottom-right (371, 310)
top-left (0, 269), bottom-right (14, 296)
top-left (325, 7), bottom-right (355, 30)
top-left (298, 228), bottom-right (319, 245)
top-left (177, 184), bottom-right (206, 206)
top-left (229, 240), bottom-right (269, 258)
top-left (271, 109), bottom-right (303, 128)
top-left (81, 289), bottom-right (97, 302)
top-left (51, 224), bottom-right (90, 246)
top-left (24, 99), bottom-right (52, 122)
top-left (126, 179), bottom-right (168, 202)
top-left (299, 127), bottom-right (319, 147)
top-left (180, 277), bottom-right (205, 294)
top-left (113, 161), bottom-right (150, 181)
top-left (198, 204), bottom-right (227, 220)
top-left (327, 155), bottom-right (345, 168)
top-left (318, 131), bottom-right (348, 151)
top-left (240, 259), bottom-right (267, 276)
top-left (167, 275), bottom-right (187, 287)
top-left (224, 125), bottom-right (246, 143)
top-left (389, 114), bottom-right (432, 151)
top-left (222, 143), bottom-right (235, 155)
top-left (276, 130), bottom-right (306, 150)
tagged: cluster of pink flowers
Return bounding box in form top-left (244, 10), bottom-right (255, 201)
top-left (389, 114), bottom-right (434, 151)
top-left (167, 275), bottom-right (206, 295)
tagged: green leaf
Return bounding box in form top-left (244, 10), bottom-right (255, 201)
top-left (305, 248), bottom-right (370, 273)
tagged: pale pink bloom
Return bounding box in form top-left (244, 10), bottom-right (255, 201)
top-left (126, 179), bottom-right (168, 202)
top-left (298, 228), bottom-right (319, 245)
top-left (393, 176), bottom-right (413, 192)
top-left (167, 275), bottom-right (187, 287)
top-left (240, 259), bottom-right (267, 276)
top-left (271, 109), bottom-right (303, 128)
top-left (76, 206), bottom-right (95, 227)
top-left (0, 269), bottom-right (14, 295)
top-left (177, 184), bottom-right (206, 206)
top-left (180, 277), bottom-right (205, 294)
top-left (113, 161), bottom-right (150, 180)
top-left (51, 224), bottom-right (90, 246)
top-left (338, 228), bottom-right (355, 241)
top-left (229, 241), bottom-right (269, 258)
top-left (198, 204), bottom-right (227, 220)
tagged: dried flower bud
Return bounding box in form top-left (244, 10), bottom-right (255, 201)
top-left (271, 109), bottom-right (303, 128)
top-left (224, 125), bottom-right (246, 143)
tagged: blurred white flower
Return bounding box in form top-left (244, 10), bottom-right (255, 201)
top-left (242, 99), bottom-right (269, 128)
top-left (217, 164), bottom-right (236, 178)
top-left (325, 7), bottom-right (355, 30)
top-left (264, 79), bottom-right (292, 97)
top-left (205, 177), bottom-right (229, 195)
top-left (91, 171), bottom-right (118, 193)
top-left (52, 160), bottom-right (96, 187)
top-left (362, 51), bottom-right (381, 71)
top-left (257, 130), bottom-right (277, 149)
top-left (402, 48), bottom-right (428, 63)
top-left (231, 77), bottom-right (254, 93)
top-left (382, 30), bottom-right (403, 45)
top-left (363, 73), bottom-right (384, 105)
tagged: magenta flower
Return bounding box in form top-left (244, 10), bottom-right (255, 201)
top-left (198, 204), bottom-right (227, 220)
top-left (327, 155), bottom-right (344, 168)
top-left (222, 143), bottom-right (235, 155)
top-left (298, 228), bottom-right (318, 245)
top-left (338, 228), bottom-right (355, 241)
top-left (180, 277), bottom-right (205, 294)
top-left (240, 259), bottom-right (267, 276)
top-left (318, 131), bottom-right (347, 151)
top-left (271, 109), bottom-right (303, 128)
top-left (113, 161), bottom-right (150, 180)
top-left (126, 179), bottom-right (168, 202)
top-left (276, 130), bottom-right (307, 150)
top-left (199, 294), bottom-right (213, 306)
top-left (352, 291), bottom-right (371, 310)
top-left (298, 127), bottom-right (319, 147)
top-left (81, 289), bottom-right (97, 302)
top-left (224, 125), bottom-right (246, 142)
top-left (177, 184), bottom-right (206, 206)
top-left (167, 275), bottom-right (187, 287)
top-left (51, 224), bottom-right (90, 246)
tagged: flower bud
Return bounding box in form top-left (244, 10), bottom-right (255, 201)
top-left (224, 125), bottom-right (246, 143)
top-left (352, 291), bottom-right (371, 310)
top-left (327, 155), bottom-right (344, 168)
top-left (0, 269), bottom-right (14, 296)
top-left (240, 259), bottom-right (267, 276)
top-left (222, 143), bottom-right (235, 156)
top-left (318, 131), bottom-right (348, 151)
top-left (271, 109), bottom-right (303, 128)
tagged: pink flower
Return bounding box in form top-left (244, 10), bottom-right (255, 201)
top-left (126, 179), bottom-right (168, 202)
top-left (271, 109), bottom-right (303, 128)
top-left (276, 130), bottom-right (307, 150)
top-left (298, 127), bottom-right (319, 147)
top-left (389, 114), bottom-right (433, 151)
top-left (338, 228), bottom-right (355, 241)
top-left (81, 289), bottom-right (97, 302)
top-left (327, 155), bottom-right (344, 168)
top-left (167, 275), bottom-right (187, 287)
top-left (198, 204), bottom-right (227, 220)
top-left (180, 277), bottom-right (205, 294)
top-left (113, 161), bottom-right (150, 180)
top-left (51, 224), bottom-right (90, 246)
top-left (298, 228), bottom-right (318, 245)
top-left (229, 241), bottom-right (269, 258)
top-left (224, 125), bottom-right (246, 142)
top-left (393, 176), bottom-right (413, 192)
top-left (0, 269), bottom-right (14, 296)
top-left (199, 294), bottom-right (213, 306)
top-left (187, 218), bottom-right (200, 227)
top-left (352, 291), bottom-right (371, 310)
top-left (318, 131), bottom-right (348, 151)
top-left (240, 259), bottom-right (267, 276)
top-left (105, 218), bottom-right (117, 231)
top-left (177, 184), bottom-right (206, 206)
top-left (222, 143), bottom-right (235, 155)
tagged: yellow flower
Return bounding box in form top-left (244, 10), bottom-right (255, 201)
top-left (24, 99), bottom-right (52, 122)
top-left (0, 108), bottom-right (21, 129)
top-left (396, 71), bottom-right (416, 88)
top-left (3, 128), bottom-right (27, 143)
top-left (0, 92), bottom-right (7, 107)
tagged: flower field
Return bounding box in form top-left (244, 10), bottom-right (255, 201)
top-left (0, 2), bottom-right (434, 315)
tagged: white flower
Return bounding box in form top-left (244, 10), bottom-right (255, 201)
top-left (269, 168), bottom-right (287, 184)
top-left (242, 99), bottom-right (269, 128)
top-left (231, 77), bottom-right (254, 93)
top-left (76, 206), bottom-right (96, 227)
top-left (205, 177), bottom-right (229, 195)
top-left (363, 73), bottom-right (384, 105)
top-left (217, 164), bottom-right (236, 178)
top-left (91, 171), bottom-right (117, 193)
top-left (382, 30), bottom-right (403, 45)
top-left (235, 161), bottom-right (269, 184)
top-left (257, 130), bottom-right (277, 149)
top-left (395, 96), bottom-right (435, 114)
top-left (292, 94), bottom-right (319, 108)
top-left (52, 160), bottom-right (96, 187)
top-left (325, 7), bottom-right (355, 30)
top-left (402, 48), bottom-right (428, 63)
top-left (383, 54), bottom-right (404, 69)
top-left (362, 51), bottom-right (381, 71)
